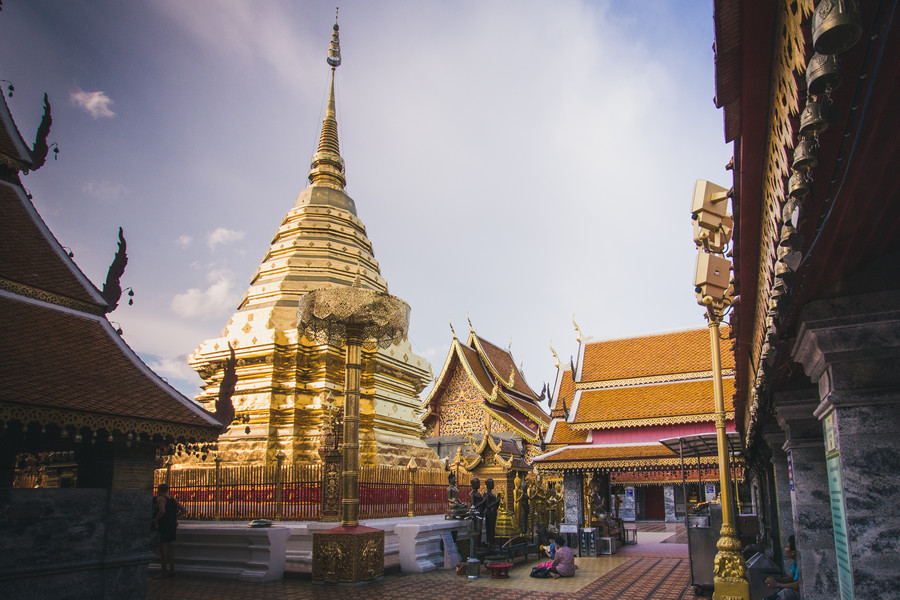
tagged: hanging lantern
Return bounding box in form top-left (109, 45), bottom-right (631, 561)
top-left (807, 53), bottom-right (842, 96)
top-left (799, 100), bottom-right (833, 137)
top-left (813, 0), bottom-right (863, 55)
top-left (793, 137), bottom-right (819, 171)
top-left (788, 171), bottom-right (810, 198)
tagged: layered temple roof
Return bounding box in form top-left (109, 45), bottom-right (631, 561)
top-left (423, 324), bottom-right (550, 444)
top-left (0, 94), bottom-right (223, 442)
top-left (536, 327), bottom-right (736, 473)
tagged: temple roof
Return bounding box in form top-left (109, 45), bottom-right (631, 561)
top-left (0, 94), bottom-right (34, 173)
top-left (0, 96), bottom-right (223, 443)
top-left (532, 442), bottom-right (723, 472)
top-left (545, 418), bottom-right (588, 446)
top-left (570, 378), bottom-right (735, 430)
top-left (0, 181), bottom-right (106, 311)
top-left (423, 327), bottom-right (550, 438)
top-left (0, 293), bottom-right (222, 440)
top-left (580, 327), bottom-right (733, 382)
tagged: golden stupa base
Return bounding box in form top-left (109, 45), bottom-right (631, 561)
top-left (312, 525), bottom-right (384, 583)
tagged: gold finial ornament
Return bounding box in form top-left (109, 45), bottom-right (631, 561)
top-left (309, 11), bottom-right (346, 190)
top-left (549, 341), bottom-right (560, 368)
top-left (572, 315), bottom-right (582, 342)
top-left (327, 9), bottom-right (341, 67)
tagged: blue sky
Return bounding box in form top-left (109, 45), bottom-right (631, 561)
top-left (1, 1), bottom-right (732, 403)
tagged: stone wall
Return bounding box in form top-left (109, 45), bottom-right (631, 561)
top-left (0, 488), bottom-right (151, 600)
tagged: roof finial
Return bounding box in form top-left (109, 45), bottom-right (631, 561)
top-left (449, 321), bottom-right (457, 339)
top-left (549, 340), bottom-right (560, 368)
top-left (572, 314), bottom-right (582, 342)
top-left (467, 314), bottom-right (474, 333)
top-left (309, 12), bottom-right (346, 190)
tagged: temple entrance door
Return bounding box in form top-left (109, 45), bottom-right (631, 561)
top-left (643, 486), bottom-right (665, 520)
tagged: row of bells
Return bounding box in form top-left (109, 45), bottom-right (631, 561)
top-left (788, 0), bottom-right (863, 199)
top-left (765, 1), bottom-right (863, 379)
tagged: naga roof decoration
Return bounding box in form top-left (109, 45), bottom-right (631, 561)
top-left (0, 96), bottom-right (224, 444)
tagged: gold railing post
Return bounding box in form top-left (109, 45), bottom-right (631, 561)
top-left (275, 452), bottom-right (285, 521)
top-left (165, 462), bottom-right (172, 487)
top-left (407, 458), bottom-right (418, 518)
top-left (214, 456), bottom-right (221, 521)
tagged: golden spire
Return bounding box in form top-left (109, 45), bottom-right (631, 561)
top-left (308, 12), bottom-right (346, 190)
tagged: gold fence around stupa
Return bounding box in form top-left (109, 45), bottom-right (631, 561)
top-left (154, 464), bottom-right (471, 521)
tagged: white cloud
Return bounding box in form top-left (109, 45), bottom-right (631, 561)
top-left (176, 235), bottom-right (193, 248)
top-left (146, 354), bottom-right (199, 386)
top-left (207, 227), bottom-right (245, 249)
top-left (70, 89), bottom-right (116, 118)
top-left (171, 269), bottom-right (240, 318)
top-left (82, 180), bottom-right (127, 202)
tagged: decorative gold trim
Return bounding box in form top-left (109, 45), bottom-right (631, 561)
top-left (569, 411), bottom-right (734, 430)
top-left (575, 369), bottom-right (735, 390)
top-left (0, 402), bottom-right (220, 442)
top-left (1, 278), bottom-right (105, 315)
top-left (745, 0), bottom-right (814, 440)
top-left (535, 455), bottom-right (723, 471)
top-left (482, 406), bottom-right (540, 444)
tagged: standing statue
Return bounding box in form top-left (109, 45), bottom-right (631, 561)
top-left (446, 472), bottom-right (468, 519)
top-left (554, 482), bottom-right (565, 526)
top-left (589, 472), bottom-right (608, 522)
top-left (516, 475), bottom-right (529, 536)
top-left (470, 477), bottom-right (485, 543)
top-left (535, 476), bottom-right (550, 540)
top-left (513, 474), bottom-right (523, 533)
top-left (483, 478), bottom-right (501, 547)
top-left (526, 476), bottom-right (538, 537)
top-left (547, 481), bottom-right (562, 528)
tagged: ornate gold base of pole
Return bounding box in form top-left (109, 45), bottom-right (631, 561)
top-left (312, 526), bottom-right (384, 583)
top-left (712, 523), bottom-right (750, 600)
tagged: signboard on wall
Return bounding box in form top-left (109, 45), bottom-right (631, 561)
top-left (824, 412), bottom-right (854, 600)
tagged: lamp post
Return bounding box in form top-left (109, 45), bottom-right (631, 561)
top-left (300, 283), bottom-right (411, 583)
top-left (691, 180), bottom-right (749, 600)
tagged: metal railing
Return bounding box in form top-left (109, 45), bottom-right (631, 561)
top-left (154, 462), bottom-right (469, 521)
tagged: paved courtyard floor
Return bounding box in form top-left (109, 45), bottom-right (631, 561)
top-left (148, 522), bottom-right (700, 600)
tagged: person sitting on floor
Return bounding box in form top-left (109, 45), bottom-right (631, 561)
top-left (764, 535), bottom-right (801, 600)
top-left (549, 535), bottom-right (576, 579)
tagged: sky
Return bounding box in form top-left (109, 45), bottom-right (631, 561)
top-left (1, 0), bottom-right (733, 407)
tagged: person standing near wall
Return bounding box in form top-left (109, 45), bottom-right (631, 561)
top-left (152, 484), bottom-right (183, 577)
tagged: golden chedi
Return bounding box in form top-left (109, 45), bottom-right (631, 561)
top-left (187, 20), bottom-right (440, 469)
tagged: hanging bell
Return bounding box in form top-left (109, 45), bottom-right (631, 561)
top-left (799, 100), bottom-right (832, 137)
top-left (788, 171), bottom-right (810, 198)
top-left (793, 137), bottom-right (819, 172)
top-left (813, 0), bottom-right (863, 55)
top-left (807, 53), bottom-right (842, 96)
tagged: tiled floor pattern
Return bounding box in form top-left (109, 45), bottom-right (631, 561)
top-left (148, 556), bottom-right (698, 600)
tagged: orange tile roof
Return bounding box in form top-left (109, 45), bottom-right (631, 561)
top-left (547, 419), bottom-right (588, 445)
top-left (572, 378), bottom-right (735, 425)
top-left (503, 393), bottom-right (550, 427)
top-left (554, 369), bottom-right (576, 416)
top-left (534, 444), bottom-right (723, 471)
top-left (580, 327), bottom-right (733, 382)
